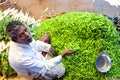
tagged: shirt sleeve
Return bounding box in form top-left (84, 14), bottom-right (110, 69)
top-left (35, 40), bottom-right (51, 52)
top-left (45, 55), bottom-right (62, 69)
top-left (20, 56), bottom-right (47, 77)
top-left (20, 55), bottom-right (62, 77)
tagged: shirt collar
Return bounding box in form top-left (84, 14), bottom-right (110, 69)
top-left (10, 38), bottom-right (35, 48)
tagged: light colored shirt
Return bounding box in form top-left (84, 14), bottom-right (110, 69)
top-left (8, 39), bottom-right (62, 78)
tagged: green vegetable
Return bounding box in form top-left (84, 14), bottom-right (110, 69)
top-left (35, 12), bottom-right (120, 80)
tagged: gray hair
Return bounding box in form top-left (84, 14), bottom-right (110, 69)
top-left (6, 21), bottom-right (25, 41)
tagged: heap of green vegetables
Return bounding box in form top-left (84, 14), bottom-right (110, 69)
top-left (35, 12), bottom-right (120, 80)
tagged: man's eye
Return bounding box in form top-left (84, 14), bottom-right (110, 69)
top-left (19, 33), bottom-right (24, 38)
top-left (25, 28), bottom-right (28, 32)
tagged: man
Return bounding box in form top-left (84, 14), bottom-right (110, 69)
top-left (6, 21), bottom-right (77, 80)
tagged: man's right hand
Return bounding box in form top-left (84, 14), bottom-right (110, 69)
top-left (61, 49), bottom-right (77, 57)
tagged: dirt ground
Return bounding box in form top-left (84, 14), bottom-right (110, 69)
top-left (0, 0), bottom-right (94, 20)
top-left (0, 76), bottom-right (30, 80)
top-left (1, 0), bottom-right (120, 20)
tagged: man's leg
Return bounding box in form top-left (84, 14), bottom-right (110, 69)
top-left (44, 64), bottom-right (65, 79)
top-left (39, 34), bottom-right (65, 79)
top-left (39, 34), bottom-right (50, 57)
top-left (39, 34), bottom-right (50, 43)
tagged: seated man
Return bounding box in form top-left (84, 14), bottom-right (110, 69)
top-left (6, 21), bottom-right (77, 80)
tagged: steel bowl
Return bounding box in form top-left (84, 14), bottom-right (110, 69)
top-left (95, 52), bottom-right (112, 73)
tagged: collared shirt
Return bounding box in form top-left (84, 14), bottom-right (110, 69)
top-left (8, 39), bottom-right (62, 78)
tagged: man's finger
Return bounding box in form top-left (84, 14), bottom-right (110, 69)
top-left (71, 50), bottom-right (77, 53)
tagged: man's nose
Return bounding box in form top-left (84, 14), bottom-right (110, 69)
top-left (25, 32), bottom-right (29, 38)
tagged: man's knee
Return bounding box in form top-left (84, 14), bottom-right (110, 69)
top-left (54, 65), bottom-right (65, 78)
top-left (39, 34), bottom-right (50, 43)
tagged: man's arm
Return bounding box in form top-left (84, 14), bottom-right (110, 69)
top-left (49, 46), bottom-right (58, 56)
top-left (49, 47), bottom-right (77, 57)
top-left (21, 49), bottom-right (77, 78)
top-left (61, 49), bottom-right (77, 57)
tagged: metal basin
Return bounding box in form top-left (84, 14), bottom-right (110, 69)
top-left (95, 52), bottom-right (112, 73)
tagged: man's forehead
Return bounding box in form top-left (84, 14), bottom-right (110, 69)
top-left (16, 26), bottom-right (26, 34)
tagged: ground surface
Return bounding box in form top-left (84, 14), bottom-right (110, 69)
top-left (0, 0), bottom-right (119, 20)
top-left (9, 0), bottom-right (94, 20)
top-left (1, 0), bottom-right (120, 19)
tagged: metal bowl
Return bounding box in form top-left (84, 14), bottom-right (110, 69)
top-left (95, 52), bottom-right (112, 73)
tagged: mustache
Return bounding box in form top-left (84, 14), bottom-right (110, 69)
top-left (27, 36), bottom-right (32, 42)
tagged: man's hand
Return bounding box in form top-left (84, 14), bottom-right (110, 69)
top-left (61, 49), bottom-right (77, 57)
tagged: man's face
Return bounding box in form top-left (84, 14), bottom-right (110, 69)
top-left (15, 26), bottom-right (33, 44)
